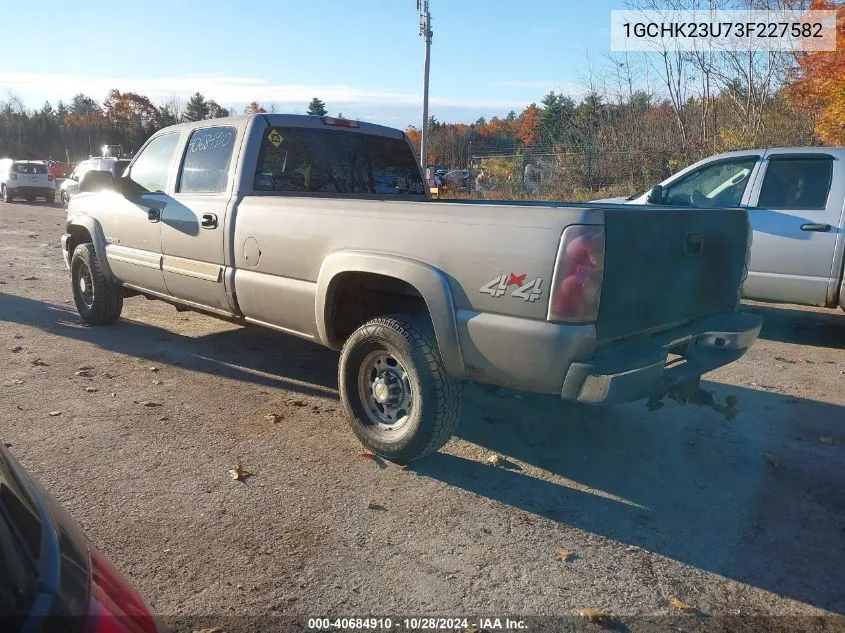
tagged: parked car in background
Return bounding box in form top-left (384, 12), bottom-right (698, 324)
top-left (47, 160), bottom-right (73, 180)
top-left (0, 443), bottom-right (168, 633)
top-left (0, 160), bottom-right (56, 203)
top-left (594, 148), bottom-right (845, 312)
top-left (61, 157), bottom-right (131, 207)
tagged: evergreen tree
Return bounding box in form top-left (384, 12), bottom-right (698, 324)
top-left (184, 92), bottom-right (209, 122)
top-left (306, 97), bottom-right (327, 116)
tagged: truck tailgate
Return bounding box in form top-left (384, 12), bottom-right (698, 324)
top-left (597, 206), bottom-right (748, 342)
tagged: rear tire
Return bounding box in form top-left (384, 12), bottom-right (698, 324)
top-left (61, 191), bottom-right (70, 208)
top-left (25, 196), bottom-right (35, 203)
top-left (46, 193), bottom-right (55, 204)
top-left (2, 186), bottom-right (13, 203)
top-left (338, 314), bottom-right (463, 463)
top-left (70, 243), bottom-right (123, 325)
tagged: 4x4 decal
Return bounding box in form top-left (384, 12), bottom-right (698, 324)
top-left (479, 273), bottom-right (543, 302)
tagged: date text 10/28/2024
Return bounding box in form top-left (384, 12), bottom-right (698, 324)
top-left (307, 617), bottom-right (528, 631)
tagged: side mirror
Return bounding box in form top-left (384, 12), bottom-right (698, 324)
top-left (78, 170), bottom-right (114, 193)
top-left (646, 184), bottom-right (664, 204)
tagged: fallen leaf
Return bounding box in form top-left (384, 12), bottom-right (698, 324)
top-left (819, 436), bottom-right (836, 445)
top-left (360, 452), bottom-right (377, 463)
top-left (110, 392), bottom-right (116, 397)
top-left (9, 345), bottom-right (22, 353)
top-left (487, 454), bottom-right (502, 467)
top-left (12, 379), bottom-right (24, 385)
top-left (22, 275), bottom-right (38, 281)
top-left (228, 462), bottom-right (252, 481)
top-left (192, 628), bottom-right (223, 633)
top-left (579, 608), bottom-right (612, 626)
top-left (765, 453), bottom-right (781, 467)
top-left (141, 401), bottom-right (163, 408)
top-left (555, 550), bottom-right (576, 562)
top-left (84, 387), bottom-right (98, 393)
top-left (101, 372), bottom-right (115, 379)
top-left (159, 416), bottom-right (169, 422)
top-left (670, 597), bottom-right (694, 612)
top-left (626, 545), bottom-right (639, 552)
top-left (75, 370), bottom-right (93, 377)
top-left (264, 413), bottom-right (284, 423)
top-left (13, 334), bottom-right (22, 339)
top-left (149, 366), bottom-right (159, 372)
top-left (367, 501), bottom-right (386, 510)
top-left (289, 399), bottom-right (306, 407)
top-left (774, 356), bottom-right (796, 364)
top-left (30, 358), bottom-right (48, 366)
top-left (48, 411), bottom-right (61, 417)
top-left (152, 380), bottom-right (162, 385)
top-left (77, 365), bottom-right (93, 371)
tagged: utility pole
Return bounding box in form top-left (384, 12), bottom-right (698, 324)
top-left (417, 0), bottom-right (432, 175)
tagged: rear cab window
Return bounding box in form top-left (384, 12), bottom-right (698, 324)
top-left (177, 126), bottom-right (237, 194)
top-left (757, 156), bottom-right (833, 210)
top-left (253, 126), bottom-right (425, 196)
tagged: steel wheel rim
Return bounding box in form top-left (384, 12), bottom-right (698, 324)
top-left (357, 350), bottom-right (413, 430)
top-left (76, 262), bottom-right (94, 307)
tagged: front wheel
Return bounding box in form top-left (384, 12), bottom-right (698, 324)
top-left (70, 243), bottom-right (123, 325)
top-left (338, 314), bottom-right (463, 463)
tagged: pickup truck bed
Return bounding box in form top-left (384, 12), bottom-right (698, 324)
top-left (61, 113), bottom-right (762, 463)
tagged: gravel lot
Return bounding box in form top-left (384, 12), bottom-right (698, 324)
top-left (1, 200), bottom-right (844, 632)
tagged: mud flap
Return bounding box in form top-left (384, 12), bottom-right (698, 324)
top-left (646, 377), bottom-right (739, 421)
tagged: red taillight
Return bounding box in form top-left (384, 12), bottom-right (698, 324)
top-left (322, 116), bottom-right (359, 128)
top-left (86, 549), bottom-right (162, 633)
top-left (548, 225), bottom-right (605, 323)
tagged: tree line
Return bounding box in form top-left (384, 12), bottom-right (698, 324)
top-left (0, 91), bottom-right (331, 162)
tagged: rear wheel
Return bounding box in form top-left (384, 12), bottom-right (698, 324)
top-left (2, 186), bottom-right (13, 203)
top-left (61, 191), bottom-right (70, 208)
top-left (70, 243), bottom-right (123, 325)
top-left (45, 193), bottom-right (55, 204)
top-left (25, 196), bottom-right (35, 203)
top-left (338, 314), bottom-right (462, 463)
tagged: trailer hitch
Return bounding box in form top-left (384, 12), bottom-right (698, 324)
top-left (646, 378), bottom-right (739, 421)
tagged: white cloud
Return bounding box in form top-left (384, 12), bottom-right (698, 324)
top-left (0, 72), bottom-right (525, 110)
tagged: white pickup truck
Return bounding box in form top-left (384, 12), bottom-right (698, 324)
top-left (596, 148), bottom-right (845, 311)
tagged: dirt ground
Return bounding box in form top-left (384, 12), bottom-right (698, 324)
top-left (1, 200), bottom-right (844, 632)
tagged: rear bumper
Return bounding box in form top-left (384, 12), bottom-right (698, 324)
top-left (7, 185), bottom-right (55, 197)
top-left (561, 311), bottom-right (762, 405)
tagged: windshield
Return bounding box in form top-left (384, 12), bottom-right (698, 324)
top-left (254, 127), bottom-right (425, 196)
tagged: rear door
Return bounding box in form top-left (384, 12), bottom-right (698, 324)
top-left (743, 152), bottom-right (844, 306)
top-left (160, 125), bottom-right (238, 313)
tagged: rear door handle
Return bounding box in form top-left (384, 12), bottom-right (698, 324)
top-left (201, 213), bottom-right (218, 229)
top-left (800, 223), bottom-right (831, 232)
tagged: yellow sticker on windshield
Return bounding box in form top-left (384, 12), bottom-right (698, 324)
top-left (267, 129), bottom-right (284, 148)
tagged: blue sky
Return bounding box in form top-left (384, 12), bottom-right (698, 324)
top-left (1, 0), bottom-right (622, 127)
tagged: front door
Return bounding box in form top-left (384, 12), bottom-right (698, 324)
top-left (743, 151), bottom-right (844, 306)
top-left (160, 125), bottom-right (238, 313)
top-left (102, 132), bottom-right (181, 294)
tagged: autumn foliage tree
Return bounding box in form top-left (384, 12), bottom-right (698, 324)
top-left (243, 101), bottom-right (267, 115)
top-left (787, 0), bottom-right (845, 145)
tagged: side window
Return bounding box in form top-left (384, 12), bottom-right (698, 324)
top-left (178, 126), bottom-right (237, 194)
top-left (664, 157), bottom-right (758, 207)
top-left (757, 157), bottom-right (833, 210)
top-left (128, 132), bottom-right (180, 193)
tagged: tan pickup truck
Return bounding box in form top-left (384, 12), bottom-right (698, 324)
top-left (62, 114), bottom-right (762, 462)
